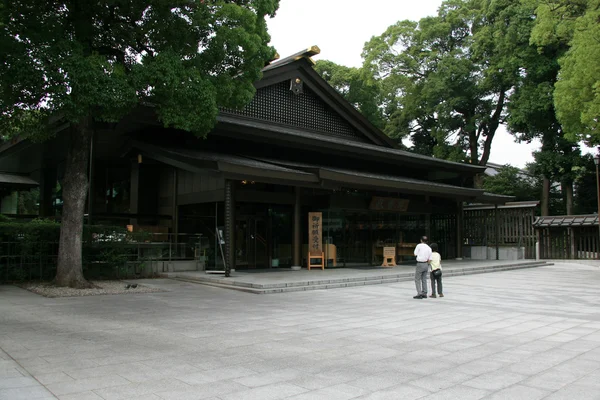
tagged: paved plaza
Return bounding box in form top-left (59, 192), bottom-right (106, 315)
top-left (1, 262), bottom-right (600, 400)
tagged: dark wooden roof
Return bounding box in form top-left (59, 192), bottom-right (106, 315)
top-left (465, 201), bottom-right (538, 210)
top-left (0, 172), bottom-right (38, 188)
top-left (533, 215), bottom-right (598, 228)
top-left (217, 56), bottom-right (486, 176)
top-left (216, 114), bottom-right (485, 175)
top-left (130, 141), bottom-right (318, 185)
top-left (130, 141), bottom-right (510, 203)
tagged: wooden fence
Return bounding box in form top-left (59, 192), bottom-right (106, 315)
top-left (537, 226), bottom-right (599, 260)
top-left (430, 213), bottom-right (457, 260)
top-left (399, 206), bottom-right (537, 260)
top-left (464, 206), bottom-right (537, 259)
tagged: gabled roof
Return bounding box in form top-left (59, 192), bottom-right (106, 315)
top-left (216, 48), bottom-right (486, 176)
top-left (259, 48), bottom-right (398, 148)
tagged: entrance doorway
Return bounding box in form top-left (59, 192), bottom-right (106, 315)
top-left (235, 216), bottom-right (268, 269)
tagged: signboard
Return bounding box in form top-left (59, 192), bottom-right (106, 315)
top-left (383, 247), bottom-right (396, 259)
top-left (382, 246), bottom-right (396, 267)
top-left (369, 196), bottom-right (410, 212)
top-left (308, 212), bottom-right (323, 255)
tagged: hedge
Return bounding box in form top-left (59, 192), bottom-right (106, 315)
top-left (0, 218), bottom-right (152, 282)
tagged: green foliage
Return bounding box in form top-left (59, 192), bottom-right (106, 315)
top-left (361, 0), bottom-right (536, 165)
top-left (0, 0), bottom-right (279, 286)
top-left (531, 136), bottom-right (581, 185)
top-left (17, 188), bottom-right (39, 215)
top-left (530, 0), bottom-right (600, 143)
top-left (0, 219), bottom-right (152, 281)
top-left (572, 154), bottom-right (598, 214)
top-left (482, 165), bottom-right (540, 201)
top-left (0, 218), bottom-right (61, 242)
top-left (314, 60), bottom-right (384, 130)
top-left (0, 0), bottom-right (280, 138)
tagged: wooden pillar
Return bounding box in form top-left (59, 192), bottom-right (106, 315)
top-left (86, 130), bottom-right (95, 225)
top-left (129, 159), bottom-right (140, 226)
top-left (292, 187), bottom-right (301, 270)
top-left (495, 204), bottom-right (500, 260)
top-left (39, 167), bottom-right (57, 217)
top-left (456, 201), bottom-right (463, 259)
top-left (569, 227), bottom-right (575, 259)
top-left (172, 168), bottom-right (178, 240)
top-left (369, 212), bottom-right (373, 265)
top-left (536, 229), bottom-right (541, 260)
top-left (224, 179), bottom-right (235, 277)
top-left (425, 196), bottom-right (431, 239)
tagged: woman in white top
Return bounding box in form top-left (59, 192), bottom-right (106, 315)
top-left (429, 243), bottom-right (444, 298)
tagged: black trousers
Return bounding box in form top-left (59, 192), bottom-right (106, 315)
top-left (430, 271), bottom-right (443, 295)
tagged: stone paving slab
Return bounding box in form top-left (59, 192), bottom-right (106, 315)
top-left (0, 349), bottom-right (56, 399)
top-left (1, 262), bottom-right (600, 399)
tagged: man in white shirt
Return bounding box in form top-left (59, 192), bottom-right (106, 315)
top-left (413, 236), bottom-right (432, 299)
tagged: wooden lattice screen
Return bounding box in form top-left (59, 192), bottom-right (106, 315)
top-left (464, 207), bottom-right (536, 258)
top-left (222, 81), bottom-right (368, 142)
top-left (430, 214), bottom-right (457, 260)
top-left (538, 227), bottom-right (600, 259)
top-left (396, 213), bottom-right (457, 260)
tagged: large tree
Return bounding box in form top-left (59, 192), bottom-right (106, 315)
top-left (506, 0), bottom-right (587, 215)
top-left (0, 0), bottom-right (279, 287)
top-left (362, 0), bottom-right (530, 167)
top-left (314, 60), bottom-right (384, 130)
top-left (482, 165), bottom-right (540, 202)
top-left (529, 0), bottom-right (600, 143)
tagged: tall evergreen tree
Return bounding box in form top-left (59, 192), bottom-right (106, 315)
top-left (0, 0), bottom-right (279, 287)
top-left (361, 0), bottom-right (532, 167)
top-left (529, 0), bottom-right (600, 143)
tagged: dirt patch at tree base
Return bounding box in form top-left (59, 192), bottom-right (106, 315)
top-left (16, 280), bottom-right (165, 298)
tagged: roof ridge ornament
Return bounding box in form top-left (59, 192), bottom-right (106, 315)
top-left (269, 45), bottom-right (321, 66)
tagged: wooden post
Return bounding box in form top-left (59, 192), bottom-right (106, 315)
top-left (292, 187), bottom-right (301, 270)
top-left (39, 166), bottom-right (57, 217)
top-left (569, 227), bottom-right (576, 259)
top-left (172, 168), bottom-right (178, 242)
top-left (495, 204), bottom-right (500, 260)
top-left (456, 201), bottom-right (464, 259)
top-left (129, 159), bottom-right (140, 226)
top-left (86, 130), bottom-right (94, 225)
top-left (425, 195), bottom-right (431, 239)
top-left (369, 212), bottom-right (373, 265)
top-left (536, 229), bottom-right (541, 260)
top-left (224, 179), bottom-right (235, 277)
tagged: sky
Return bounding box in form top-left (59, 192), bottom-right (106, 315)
top-left (265, 0), bottom-right (542, 168)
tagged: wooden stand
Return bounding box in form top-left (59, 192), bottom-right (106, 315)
top-left (381, 246), bottom-right (396, 267)
top-left (307, 252), bottom-right (325, 270)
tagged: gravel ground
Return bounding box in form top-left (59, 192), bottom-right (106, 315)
top-left (18, 280), bottom-right (165, 298)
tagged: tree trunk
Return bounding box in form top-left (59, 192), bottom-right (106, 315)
top-left (564, 180), bottom-right (574, 215)
top-left (541, 176), bottom-right (550, 216)
top-left (55, 117), bottom-right (93, 288)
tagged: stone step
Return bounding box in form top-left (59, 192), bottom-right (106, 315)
top-left (170, 261), bottom-right (552, 294)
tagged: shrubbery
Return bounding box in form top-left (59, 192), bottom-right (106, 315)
top-left (0, 218), bottom-right (152, 282)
